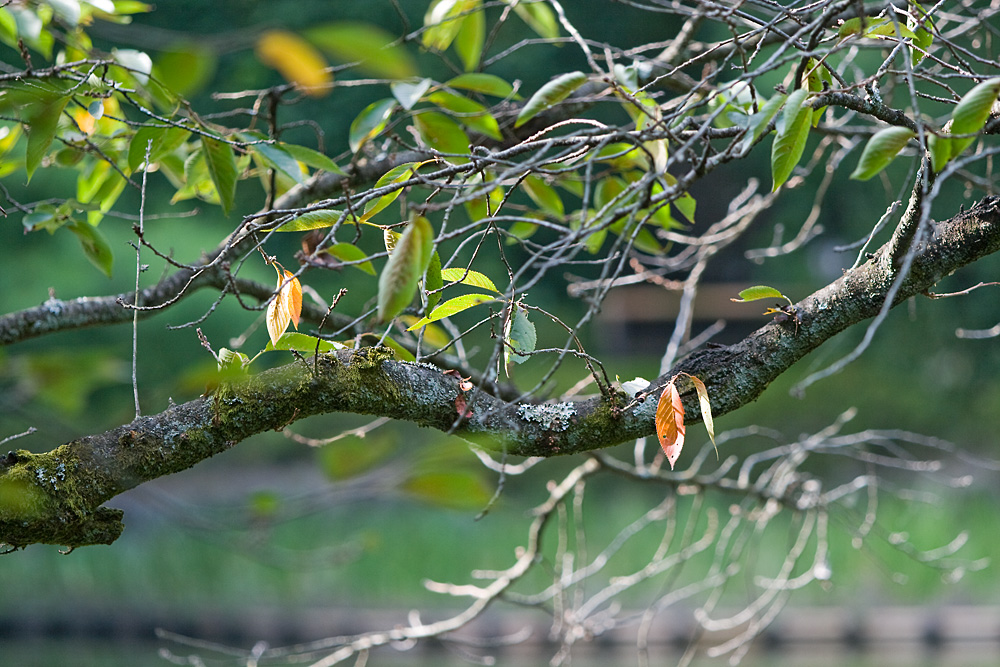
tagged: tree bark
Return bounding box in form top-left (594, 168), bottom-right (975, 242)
top-left (2, 195), bottom-right (999, 550)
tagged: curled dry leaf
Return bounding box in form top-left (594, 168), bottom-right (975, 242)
top-left (266, 267), bottom-right (303, 348)
top-left (655, 379), bottom-right (685, 470)
top-left (689, 375), bottom-right (717, 458)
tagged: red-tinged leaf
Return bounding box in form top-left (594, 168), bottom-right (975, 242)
top-left (455, 394), bottom-right (473, 418)
top-left (689, 375), bottom-right (717, 457)
top-left (266, 267), bottom-right (302, 347)
top-left (655, 380), bottom-right (685, 469)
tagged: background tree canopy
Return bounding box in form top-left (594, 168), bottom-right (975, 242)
top-left (1, 1), bottom-right (1000, 664)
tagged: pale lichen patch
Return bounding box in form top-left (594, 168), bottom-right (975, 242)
top-left (517, 402), bottom-right (577, 431)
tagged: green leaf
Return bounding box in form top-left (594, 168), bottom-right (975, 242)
top-left (268, 209), bottom-right (343, 232)
top-left (391, 78), bottom-right (433, 111)
top-left (515, 71), bottom-right (587, 128)
top-left (440, 267), bottom-right (500, 292)
top-left (446, 73), bottom-right (519, 99)
top-left (264, 332), bottom-right (346, 354)
top-left (738, 95), bottom-right (786, 157)
top-left (771, 88), bottom-right (812, 191)
top-left (25, 96), bottom-right (68, 182)
top-left (424, 250), bottom-right (443, 313)
top-left (280, 142), bottom-right (344, 174)
top-left (504, 305), bottom-right (536, 375)
top-left (402, 470), bottom-right (491, 510)
top-left (377, 215), bottom-right (435, 322)
top-left (508, 0), bottom-right (559, 39)
top-left (406, 293), bottom-right (497, 330)
top-left (427, 90), bottom-right (502, 140)
top-left (69, 220), bottom-right (113, 278)
top-left (305, 22), bottom-right (417, 79)
top-left (349, 98), bottom-right (396, 153)
top-left (523, 175), bottom-right (564, 218)
top-left (361, 161), bottom-right (420, 222)
top-left (422, 0), bottom-right (477, 52)
top-left (413, 110), bottom-right (471, 159)
top-left (454, 4), bottom-right (485, 71)
top-left (730, 285), bottom-right (789, 304)
top-left (928, 134), bottom-right (952, 173)
top-left (949, 77), bottom-right (1000, 159)
top-left (200, 135), bottom-right (238, 215)
top-left (241, 131), bottom-right (305, 184)
top-left (850, 126), bottom-right (916, 180)
top-left (324, 242), bottom-right (376, 275)
top-left (128, 125), bottom-right (189, 172)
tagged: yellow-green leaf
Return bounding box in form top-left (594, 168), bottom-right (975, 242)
top-left (949, 77), bottom-right (1000, 159)
top-left (454, 4), bottom-right (485, 71)
top-left (515, 71), bottom-right (587, 128)
top-left (440, 267), bottom-right (499, 292)
top-left (349, 98), bottom-right (396, 154)
top-left (402, 470), bottom-right (491, 510)
top-left (447, 73), bottom-right (519, 99)
top-left (413, 110), bottom-right (471, 159)
top-left (324, 242), bottom-right (376, 275)
top-left (689, 375), bottom-right (717, 457)
top-left (406, 293), bottom-right (497, 330)
top-left (850, 126), bottom-right (915, 180)
top-left (730, 285), bottom-right (789, 304)
top-left (377, 215), bottom-right (435, 322)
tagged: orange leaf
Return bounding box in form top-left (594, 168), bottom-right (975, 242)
top-left (655, 379), bottom-right (685, 469)
top-left (266, 268), bottom-right (303, 347)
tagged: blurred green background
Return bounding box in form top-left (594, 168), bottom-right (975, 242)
top-left (1, 1), bottom-right (999, 665)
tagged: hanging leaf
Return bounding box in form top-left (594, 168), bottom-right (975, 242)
top-left (427, 90), bottom-right (503, 140)
top-left (440, 267), bottom-right (500, 292)
top-left (523, 175), bottom-right (564, 218)
top-left (200, 135), bottom-right (238, 215)
top-left (447, 73), bottom-right (519, 99)
top-left (688, 375), bottom-right (717, 457)
top-left (453, 2), bottom-right (485, 71)
top-left (377, 215), bottom-right (435, 322)
top-left (255, 29), bottom-right (331, 96)
top-left (503, 304), bottom-right (536, 376)
top-left (68, 220), bottom-right (113, 278)
top-left (850, 126), bottom-right (916, 180)
top-left (361, 161), bottom-right (421, 222)
top-left (241, 131), bottom-right (306, 184)
top-left (323, 243), bottom-right (376, 275)
top-left (422, 0), bottom-right (477, 52)
top-left (349, 98), bottom-right (397, 154)
top-left (655, 379), bottom-right (685, 470)
top-left (507, 0), bottom-right (559, 39)
top-left (730, 285), bottom-right (790, 304)
top-left (406, 293), bottom-right (498, 330)
top-left (268, 209), bottom-right (343, 232)
top-left (266, 266), bottom-right (303, 348)
top-left (304, 22), bottom-right (417, 80)
top-left (515, 71), bottom-right (587, 128)
top-left (413, 110), bottom-right (471, 159)
top-left (128, 125), bottom-right (188, 172)
top-left (771, 88), bottom-right (813, 191)
top-left (424, 250), bottom-right (443, 313)
top-left (948, 77), bottom-right (1000, 160)
top-left (737, 94), bottom-right (786, 154)
top-left (391, 78), bottom-right (433, 111)
top-left (25, 95), bottom-right (68, 182)
top-left (280, 142), bottom-right (345, 175)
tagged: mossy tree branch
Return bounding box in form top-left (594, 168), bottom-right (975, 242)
top-left (3, 195), bottom-right (998, 550)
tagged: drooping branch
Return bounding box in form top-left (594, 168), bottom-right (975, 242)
top-left (3, 195), bottom-right (998, 550)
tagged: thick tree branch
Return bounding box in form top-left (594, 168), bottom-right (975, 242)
top-left (3, 196), bottom-right (998, 550)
